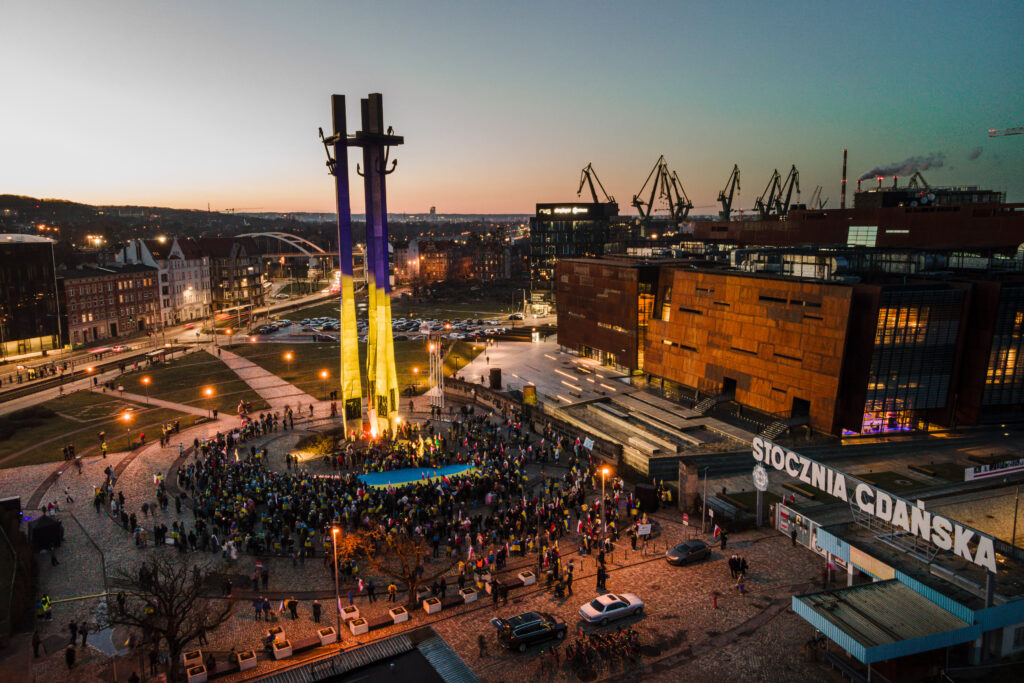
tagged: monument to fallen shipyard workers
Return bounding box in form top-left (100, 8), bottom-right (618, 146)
top-left (320, 93), bottom-right (402, 436)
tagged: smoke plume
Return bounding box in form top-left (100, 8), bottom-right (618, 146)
top-left (967, 147), bottom-right (983, 161)
top-left (857, 152), bottom-right (945, 181)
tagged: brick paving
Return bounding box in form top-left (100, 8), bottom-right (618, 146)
top-left (1, 375), bottom-right (847, 682)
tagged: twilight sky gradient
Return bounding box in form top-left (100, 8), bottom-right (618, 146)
top-left (3, 0), bottom-right (1022, 214)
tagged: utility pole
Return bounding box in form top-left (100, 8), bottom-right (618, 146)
top-left (701, 467), bottom-right (709, 534)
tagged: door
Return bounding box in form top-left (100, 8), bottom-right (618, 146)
top-left (792, 397), bottom-right (810, 418)
top-left (722, 377), bottom-right (737, 396)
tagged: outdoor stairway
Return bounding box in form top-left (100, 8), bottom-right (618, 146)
top-left (758, 415), bottom-right (810, 441)
top-left (694, 393), bottom-right (733, 416)
top-left (417, 633), bottom-right (481, 683)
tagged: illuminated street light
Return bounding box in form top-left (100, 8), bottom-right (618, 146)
top-left (123, 410), bottom-right (134, 448)
top-left (284, 351), bottom-right (294, 378)
top-left (203, 386), bottom-right (214, 417)
top-left (320, 369), bottom-right (329, 399)
top-left (141, 376), bottom-right (151, 405)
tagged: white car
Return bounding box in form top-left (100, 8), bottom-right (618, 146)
top-left (578, 593), bottom-right (644, 625)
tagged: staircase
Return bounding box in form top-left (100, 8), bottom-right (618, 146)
top-left (693, 393), bottom-right (732, 416)
top-left (758, 415), bottom-right (810, 441)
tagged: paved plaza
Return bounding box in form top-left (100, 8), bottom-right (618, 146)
top-left (0, 340), bottom-right (844, 683)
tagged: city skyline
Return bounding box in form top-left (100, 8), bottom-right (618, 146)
top-left (3, 0), bottom-right (1022, 213)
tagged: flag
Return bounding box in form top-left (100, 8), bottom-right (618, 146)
top-left (358, 578), bottom-right (365, 593)
top-left (467, 546), bottom-right (474, 561)
top-left (337, 597), bottom-right (343, 614)
top-left (279, 599), bottom-right (285, 613)
top-left (713, 524), bottom-right (721, 538)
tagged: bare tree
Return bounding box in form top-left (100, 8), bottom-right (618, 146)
top-left (334, 528), bottom-right (458, 607)
top-left (109, 556), bottom-right (234, 680)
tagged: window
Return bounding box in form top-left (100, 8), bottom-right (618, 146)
top-left (847, 225), bottom-right (878, 247)
top-left (1014, 625), bottom-right (1024, 648)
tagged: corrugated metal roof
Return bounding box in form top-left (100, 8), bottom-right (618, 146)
top-left (416, 633), bottom-right (480, 683)
top-left (256, 634), bottom-right (413, 683)
top-left (795, 579), bottom-right (969, 648)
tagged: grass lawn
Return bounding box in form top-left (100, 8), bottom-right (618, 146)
top-left (129, 350), bottom-right (270, 415)
top-left (226, 340), bottom-right (485, 399)
top-left (858, 470), bottom-right (925, 493)
top-left (0, 392), bottom-right (196, 468)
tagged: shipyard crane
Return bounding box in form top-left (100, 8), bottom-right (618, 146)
top-left (753, 169), bottom-right (782, 220)
top-left (717, 164), bottom-right (740, 221)
top-left (907, 171), bottom-right (930, 189)
top-left (988, 127), bottom-right (1024, 137)
top-left (632, 155), bottom-right (694, 226)
top-left (775, 165), bottom-right (801, 216)
top-left (577, 163), bottom-right (617, 210)
top-left (808, 185), bottom-right (829, 210)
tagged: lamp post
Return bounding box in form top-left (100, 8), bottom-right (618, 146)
top-left (225, 328), bottom-right (232, 346)
top-left (411, 366), bottom-right (419, 396)
top-left (141, 376), bottom-right (150, 405)
top-left (320, 369), bottom-right (329, 400)
top-left (331, 526), bottom-right (341, 638)
top-left (284, 351), bottom-right (294, 380)
top-left (601, 466), bottom-right (610, 544)
top-left (123, 411), bottom-right (133, 449)
top-left (204, 386), bottom-right (214, 418)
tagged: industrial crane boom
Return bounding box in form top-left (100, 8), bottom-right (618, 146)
top-left (776, 165), bottom-right (801, 216)
top-left (717, 164), bottom-right (740, 220)
top-left (577, 163), bottom-right (616, 205)
top-left (988, 127), bottom-right (1024, 137)
top-left (754, 169), bottom-right (782, 220)
top-left (632, 155), bottom-right (693, 225)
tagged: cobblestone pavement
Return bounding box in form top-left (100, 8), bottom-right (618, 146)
top-left (3, 390), bottom-right (844, 682)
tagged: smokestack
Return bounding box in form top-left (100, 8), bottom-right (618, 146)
top-left (840, 149), bottom-right (847, 209)
top-left (893, 175), bottom-right (898, 189)
top-left (877, 176), bottom-right (883, 189)
top-left (857, 179), bottom-right (862, 192)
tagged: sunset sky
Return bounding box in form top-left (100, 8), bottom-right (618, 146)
top-left (3, 0), bottom-right (1022, 214)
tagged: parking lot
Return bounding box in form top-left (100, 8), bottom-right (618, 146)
top-left (247, 312), bottom-right (520, 345)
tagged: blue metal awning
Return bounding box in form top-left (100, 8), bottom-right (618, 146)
top-left (792, 580), bottom-right (981, 664)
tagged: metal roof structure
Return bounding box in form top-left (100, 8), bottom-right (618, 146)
top-left (792, 580), bottom-right (980, 664)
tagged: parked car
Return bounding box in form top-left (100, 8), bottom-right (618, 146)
top-left (111, 345), bottom-right (132, 352)
top-left (509, 312), bottom-right (524, 320)
top-left (665, 539), bottom-right (711, 566)
top-left (490, 612), bottom-right (566, 652)
top-left (313, 334), bottom-right (338, 342)
top-left (578, 593), bottom-right (644, 625)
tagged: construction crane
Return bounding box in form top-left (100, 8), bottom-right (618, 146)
top-left (988, 127), bottom-right (1024, 137)
top-left (576, 163), bottom-right (617, 210)
top-left (906, 171), bottom-right (930, 190)
top-left (775, 165), bottom-right (801, 216)
top-left (753, 169), bottom-right (782, 220)
top-left (808, 185), bottom-right (829, 210)
top-left (631, 155), bottom-right (694, 227)
top-left (717, 164), bottom-right (740, 221)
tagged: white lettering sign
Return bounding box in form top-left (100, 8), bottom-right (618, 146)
top-left (752, 437), bottom-right (997, 573)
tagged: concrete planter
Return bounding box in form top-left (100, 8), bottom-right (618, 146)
top-left (186, 665), bottom-right (207, 683)
top-left (236, 650), bottom-right (257, 671)
top-left (390, 606), bottom-right (409, 624)
top-left (267, 626), bottom-right (286, 644)
top-left (341, 604), bottom-right (360, 621)
top-left (318, 627), bottom-right (337, 645)
top-left (182, 650), bottom-right (202, 668)
top-left (414, 586), bottom-right (431, 602)
top-left (349, 618), bottom-right (368, 635)
top-left (272, 640), bottom-right (292, 660)
top-left (423, 596), bottom-right (442, 614)
top-left (459, 587), bottom-right (478, 603)
top-left (518, 570), bottom-right (536, 586)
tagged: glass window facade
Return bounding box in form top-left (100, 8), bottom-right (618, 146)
top-left (983, 285), bottom-right (1024, 407)
top-left (861, 288), bottom-right (964, 432)
top-left (0, 239), bottom-right (61, 357)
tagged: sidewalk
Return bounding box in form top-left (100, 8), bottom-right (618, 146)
top-left (90, 387), bottom-right (211, 418)
top-left (217, 347), bottom-right (322, 411)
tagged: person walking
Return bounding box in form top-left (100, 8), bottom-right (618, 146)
top-left (477, 634), bottom-right (487, 658)
top-left (367, 581), bottom-right (376, 603)
top-left (68, 619), bottom-right (78, 646)
top-left (65, 644), bottom-right (76, 670)
top-left (288, 597), bottom-right (298, 620)
top-left (80, 622), bottom-right (89, 648)
top-left (791, 527), bottom-right (798, 546)
top-left (387, 583), bottom-right (398, 602)
top-left (312, 600), bottom-right (321, 623)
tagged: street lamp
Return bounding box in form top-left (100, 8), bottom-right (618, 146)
top-left (411, 366), bottom-right (419, 396)
top-left (141, 376), bottom-right (150, 405)
top-left (320, 369), bottom-right (329, 400)
top-left (601, 466), bottom-right (610, 544)
top-left (203, 386), bottom-right (214, 418)
top-left (123, 411), bottom-right (133, 448)
top-left (284, 351), bottom-right (294, 379)
top-left (331, 527), bottom-right (342, 638)
top-left (225, 328), bottom-right (232, 345)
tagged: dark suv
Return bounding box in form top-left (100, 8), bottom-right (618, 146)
top-left (490, 612), bottom-right (567, 652)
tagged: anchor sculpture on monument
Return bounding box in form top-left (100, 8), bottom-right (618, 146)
top-left (319, 93), bottom-right (403, 437)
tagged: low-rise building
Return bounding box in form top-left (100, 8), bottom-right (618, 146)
top-left (197, 237), bottom-right (264, 314)
top-left (115, 237), bottom-right (211, 326)
top-left (61, 264), bottom-right (159, 345)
